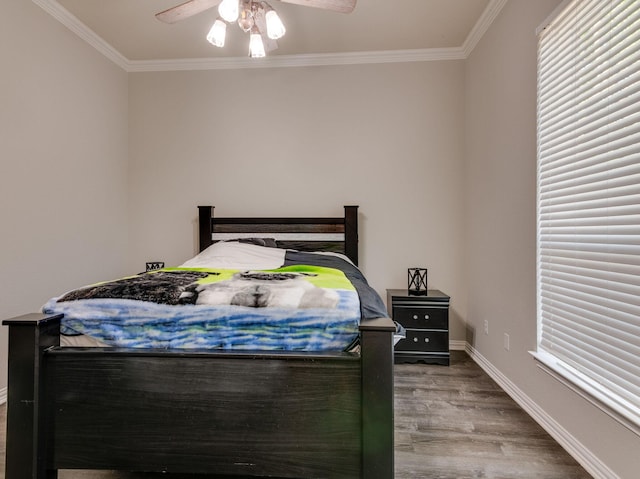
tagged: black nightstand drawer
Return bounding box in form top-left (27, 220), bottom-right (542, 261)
top-left (392, 306), bottom-right (448, 330)
top-left (395, 330), bottom-right (449, 353)
top-left (388, 289), bottom-right (450, 365)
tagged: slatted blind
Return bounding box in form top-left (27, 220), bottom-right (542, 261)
top-left (537, 0), bottom-right (640, 428)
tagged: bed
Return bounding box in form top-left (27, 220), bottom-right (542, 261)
top-left (2, 205), bottom-right (396, 479)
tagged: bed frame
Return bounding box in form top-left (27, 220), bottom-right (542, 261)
top-left (3, 205), bottom-right (395, 478)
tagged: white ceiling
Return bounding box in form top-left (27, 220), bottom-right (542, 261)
top-left (37, 0), bottom-right (504, 69)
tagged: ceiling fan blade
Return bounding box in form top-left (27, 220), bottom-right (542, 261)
top-left (263, 36), bottom-right (279, 53)
top-left (156, 0), bottom-right (222, 24)
top-left (279, 0), bottom-right (356, 14)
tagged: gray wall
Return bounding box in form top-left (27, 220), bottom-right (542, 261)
top-left (0, 0), bottom-right (129, 396)
top-left (464, 1), bottom-right (640, 477)
top-left (126, 62), bottom-right (467, 331)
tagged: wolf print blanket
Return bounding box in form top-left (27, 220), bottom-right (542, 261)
top-left (57, 270), bottom-right (213, 305)
top-left (44, 261), bottom-right (366, 351)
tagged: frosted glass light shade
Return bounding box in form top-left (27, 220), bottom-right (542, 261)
top-left (206, 19), bottom-right (227, 47)
top-left (218, 0), bottom-right (239, 22)
top-left (265, 9), bottom-right (285, 39)
top-left (249, 31), bottom-right (266, 57)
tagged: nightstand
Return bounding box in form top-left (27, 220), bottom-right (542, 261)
top-left (387, 289), bottom-right (450, 365)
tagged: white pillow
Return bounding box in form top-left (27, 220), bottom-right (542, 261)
top-left (180, 241), bottom-right (286, 270)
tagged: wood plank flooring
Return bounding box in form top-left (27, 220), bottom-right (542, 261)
top-left (394, 351), bottom-right (591, 479)
top-left (0, 351), bottom-right (591, 478)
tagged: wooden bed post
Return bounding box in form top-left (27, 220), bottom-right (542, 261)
top-left (344, 205), bottom-right (359, 266)
top-left (359, 317), bottom-right (396, 478)
top-left (198, 205), bottom-right (213, 252)
top-left (3, 313), bottom-right (62, 479)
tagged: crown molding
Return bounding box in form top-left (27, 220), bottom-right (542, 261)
top-left (33, 0), bottom-right (506, 72)
top-left (32, 0), bottom-right (129, 71)
top-left (462, 0), bottom-right (509, 57)
top-left (126, 47), bottom-right (466, 72)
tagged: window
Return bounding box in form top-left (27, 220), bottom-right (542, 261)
top-left (536, 0), bottom-right (640, 433)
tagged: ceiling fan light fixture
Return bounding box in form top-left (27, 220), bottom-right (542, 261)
top-left (158, 0), bottom-right (357, 58)
top-left (249, 25), bottom-right (266, 58)
top-left (263, 3), bottom-right (286, 40)
top-left (237, 1), bottom-right (254, 32)
top-left (206, 18), bottom-right (227, 47)
top-left (218, 0), bottom-right (240, 23)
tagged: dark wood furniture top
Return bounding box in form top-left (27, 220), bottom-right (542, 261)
top-left (199, 205), bottom-right (359, 265)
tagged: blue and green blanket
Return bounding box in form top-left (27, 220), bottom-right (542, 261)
top-left (43, 252), bottom-right (387, 351)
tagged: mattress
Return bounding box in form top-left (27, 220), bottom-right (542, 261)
top-left (44, 241), bottom-right (388, 352)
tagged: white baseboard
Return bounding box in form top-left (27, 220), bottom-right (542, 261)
top-left (465, 343), bottom-right (619, 479)
top-left (0, 387), bottom-right (6, 405)
top-left (450, 339), bottom-right (466, 350)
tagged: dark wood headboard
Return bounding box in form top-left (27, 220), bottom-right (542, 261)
top-left (198, 206), bottom-right (359, 266)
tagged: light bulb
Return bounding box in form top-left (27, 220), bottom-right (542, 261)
top-left (218, 0), bottom-right (239, 23)
top-left (265, 9), bottom-right (285, 40)
top-left (206, 19), bottom-right (227, 47)
top-left (249, 29), bottom-right (266, 58)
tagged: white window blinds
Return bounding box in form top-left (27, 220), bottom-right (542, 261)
top-left (537, 0), bottom-right (640, 430)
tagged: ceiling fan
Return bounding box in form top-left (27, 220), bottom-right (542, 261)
top-left (156, 0), bottom-right (357, 57)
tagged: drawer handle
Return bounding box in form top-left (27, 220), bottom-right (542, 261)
top-left (424, 314), bottom-right (430, 320)
top-left (425, 338), bottom-right (430, 343)
top-left (412, 314), bottom-right (418, 320)
top-left (413, 337), bottom-right (418, 342)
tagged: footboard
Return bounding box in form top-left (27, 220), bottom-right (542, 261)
top-left (3, 314), bottom-right (395, 478)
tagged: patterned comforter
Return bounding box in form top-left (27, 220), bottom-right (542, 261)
top-left (43, 251), bottom-right (387, 351)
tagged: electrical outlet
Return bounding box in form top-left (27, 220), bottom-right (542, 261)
top-left (146, 261), bottom-right (165, 272)
top-left (483, 320), bottom-right (489, 335)
top-left (504, 333), bottom-right (510, 351)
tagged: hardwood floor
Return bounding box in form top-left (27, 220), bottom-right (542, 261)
top-left (394, 351), bottom-right (591, 479)
top-left (0, 351), bottom-right (591, 478)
